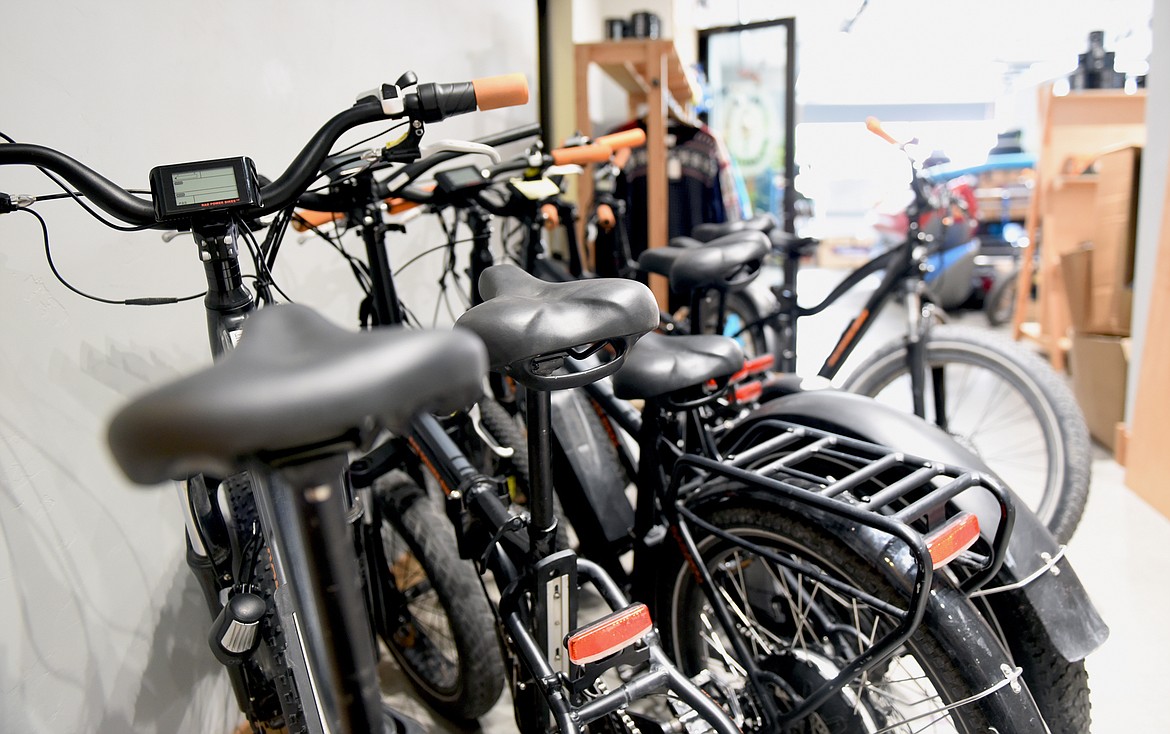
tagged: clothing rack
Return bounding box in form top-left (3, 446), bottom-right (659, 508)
top-left (574, 39), bottom-right (698, 308)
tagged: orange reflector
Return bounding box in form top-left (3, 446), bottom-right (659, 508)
top-left (733, 381), bottom-right (763, 404)
top-left (925, 512), bottom-right (980, 569)
top-left (739, 354), bottom-right (776, 379)
top-left (566, 603), bottom-right (652, 666)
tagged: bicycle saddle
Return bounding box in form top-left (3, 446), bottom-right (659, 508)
top-left (638, 232), bottom-right (768, 294)
top-left (108, 304), bottom-right (487, 484)
top-left (611, 332), bottom-right (743, 400)
top-left (455, 264), bottom-right (658, 390)
top-left (690, 213), bottom-right (777, 242)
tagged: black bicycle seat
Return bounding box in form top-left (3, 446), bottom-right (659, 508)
top-left (768, 230), bottom-right (819, 259)
top-left (455, 264), bottom-right (658, 390)
top-left (690, 213), bottom-right (778, 243)
top-left (611, 332), bottom-right (743, 400)
top-left (108, 304), bottom-right (487, 484)
top-left (638, 232), bottom-right (768, 294)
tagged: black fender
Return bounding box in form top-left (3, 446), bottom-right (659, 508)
top-left (548, 388), bottom-right (635, 547)
top-left (680, 484), bottom-right (1049, 734)
top-left (727, 387), bottom-right (1108, 662)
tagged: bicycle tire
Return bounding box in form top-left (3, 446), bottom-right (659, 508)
top-left (842, 324), bottom-right (1091, 544)
top-left (223, 473), bottom-right (310, 734)
top-left (980, 591), bottom-right (1093, 733)
top-left (984, 268), bottom-right (1018, 327)
top-left (374, 471), bottom-right (504, 722)
top-left (657, 504), bottom-right (1044, 733)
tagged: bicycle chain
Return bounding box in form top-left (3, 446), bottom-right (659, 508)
top-left (592, 678), bottom-right (642, 734)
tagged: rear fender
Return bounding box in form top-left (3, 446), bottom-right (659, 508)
top-left (729, 388), bottom-right (1108, 661)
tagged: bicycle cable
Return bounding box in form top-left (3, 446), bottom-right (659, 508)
top-left (233, 212), bottom-right (294, 304)
top-left (14, 207), bottom-right (205, 306)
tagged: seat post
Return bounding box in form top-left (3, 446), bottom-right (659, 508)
top-left (525, 386), bottom-right (558, 560)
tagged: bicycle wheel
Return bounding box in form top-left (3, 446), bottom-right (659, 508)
top-left (984, 268), bottom-right (1018, 327)
top-left (843, 324), bottom-right (1091, 544)
top-left (698, 290), bottom-right (771, 360)
top-left (374, 471), bottom-right (504, 721)
top-left (657, 505), bottom-right (1042, 733)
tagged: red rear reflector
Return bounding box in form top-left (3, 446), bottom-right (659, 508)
top-left (566, 603), bottom-right (653, 666)
top-left (728, 354), bottom-right (776, 384)
top-left (733, 381), bottom-right (763, 404)
top-left (925, 512), bottom-right (980, 569)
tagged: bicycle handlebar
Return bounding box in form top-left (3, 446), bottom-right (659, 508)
top-left (0, 73), bottom-right (530, 228)
top-left (865, 116), bottom-right (899, 146)
top-left (593, 128), bottom-right (646, 151)
top-left (549, 144), bottom-right (613, 166)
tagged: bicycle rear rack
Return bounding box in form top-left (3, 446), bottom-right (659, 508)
top-left (665, 419), bottom-right (1014, 728)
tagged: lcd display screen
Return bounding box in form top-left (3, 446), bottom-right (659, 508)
top-left (171, 166), bottom-right (240, 206)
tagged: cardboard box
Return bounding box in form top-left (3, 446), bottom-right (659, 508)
top-left (1069, 332), bottom-right (1129, 451)
top-left (1057, 145), bottom-right (1140, 337)
top-left (1087, 144), bottom-right (1141, 336)
top-left (1060, 245), bottom-right (1093, 332)
top-left (1044, 175), bottom-right (1098, 256)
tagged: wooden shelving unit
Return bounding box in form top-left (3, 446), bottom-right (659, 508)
top-left (1012, 86), bottom-right (1145, 370)
top-left (574, 39), bottom-right (698, 308)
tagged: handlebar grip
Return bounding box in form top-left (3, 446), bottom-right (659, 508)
top-left (472, 73), bottom-right (530, 111)
top-left (412, 74), bottom-right (530, 123)
top-left (551, 143), bottom-right (614, 166)
top-left (593, 128), bottom-right (646, 151)
top-left (866, 116), bottom-right (898, 145)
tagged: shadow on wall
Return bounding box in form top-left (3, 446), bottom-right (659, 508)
top-left (0, 435), bottom-right (235, 733)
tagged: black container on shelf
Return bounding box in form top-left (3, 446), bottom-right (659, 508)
top-left (605, 17), bottom-right (628, 41)
top-left (629, 11), bottom-right (660, 39)
top-left (1069, 30), bottom-right (1124, 90)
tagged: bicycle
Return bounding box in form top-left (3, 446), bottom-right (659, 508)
top-left (0, 70), bottom-right (528, 732)
top-left (675, 119), bottom-right (1092, 546)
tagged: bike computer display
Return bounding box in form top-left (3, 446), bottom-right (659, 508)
top-left (149, 156), bottom-right (261, 220)
top-left (435, 165), bottom-right (488, 194)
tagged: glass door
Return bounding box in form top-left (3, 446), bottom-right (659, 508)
top-left (700, 18), bottom-right (796, 231)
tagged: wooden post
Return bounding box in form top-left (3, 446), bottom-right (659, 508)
top-left (644, 41), bottom-right (670, 308)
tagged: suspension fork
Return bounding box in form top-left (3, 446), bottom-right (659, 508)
top-left (902, 278), bottom-right (948, 428)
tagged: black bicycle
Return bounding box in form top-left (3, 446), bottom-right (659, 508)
top-left (0, 71), bottom-right (528, 732)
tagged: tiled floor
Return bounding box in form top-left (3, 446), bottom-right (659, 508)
top-left (381, 266), bottom-right (1170, 732)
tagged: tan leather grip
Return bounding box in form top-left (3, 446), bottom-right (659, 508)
top-left (596, 203), bottom-right (616, 232)
top-left (866, 116), bottom-right (898, 145)
top-left (594, 128), bottom-right (646, 151)
top-left (551, 143), bottom-right (614, 166)
top-left (472, 73), bottom-right (530, 110)
top-left (540, 203), bottom-right (560, 230)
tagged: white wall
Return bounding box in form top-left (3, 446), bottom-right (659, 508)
top-left (0, 2), bottom-right (536, 732)
top-left (1126, 3), bottom-right (1168, 421)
